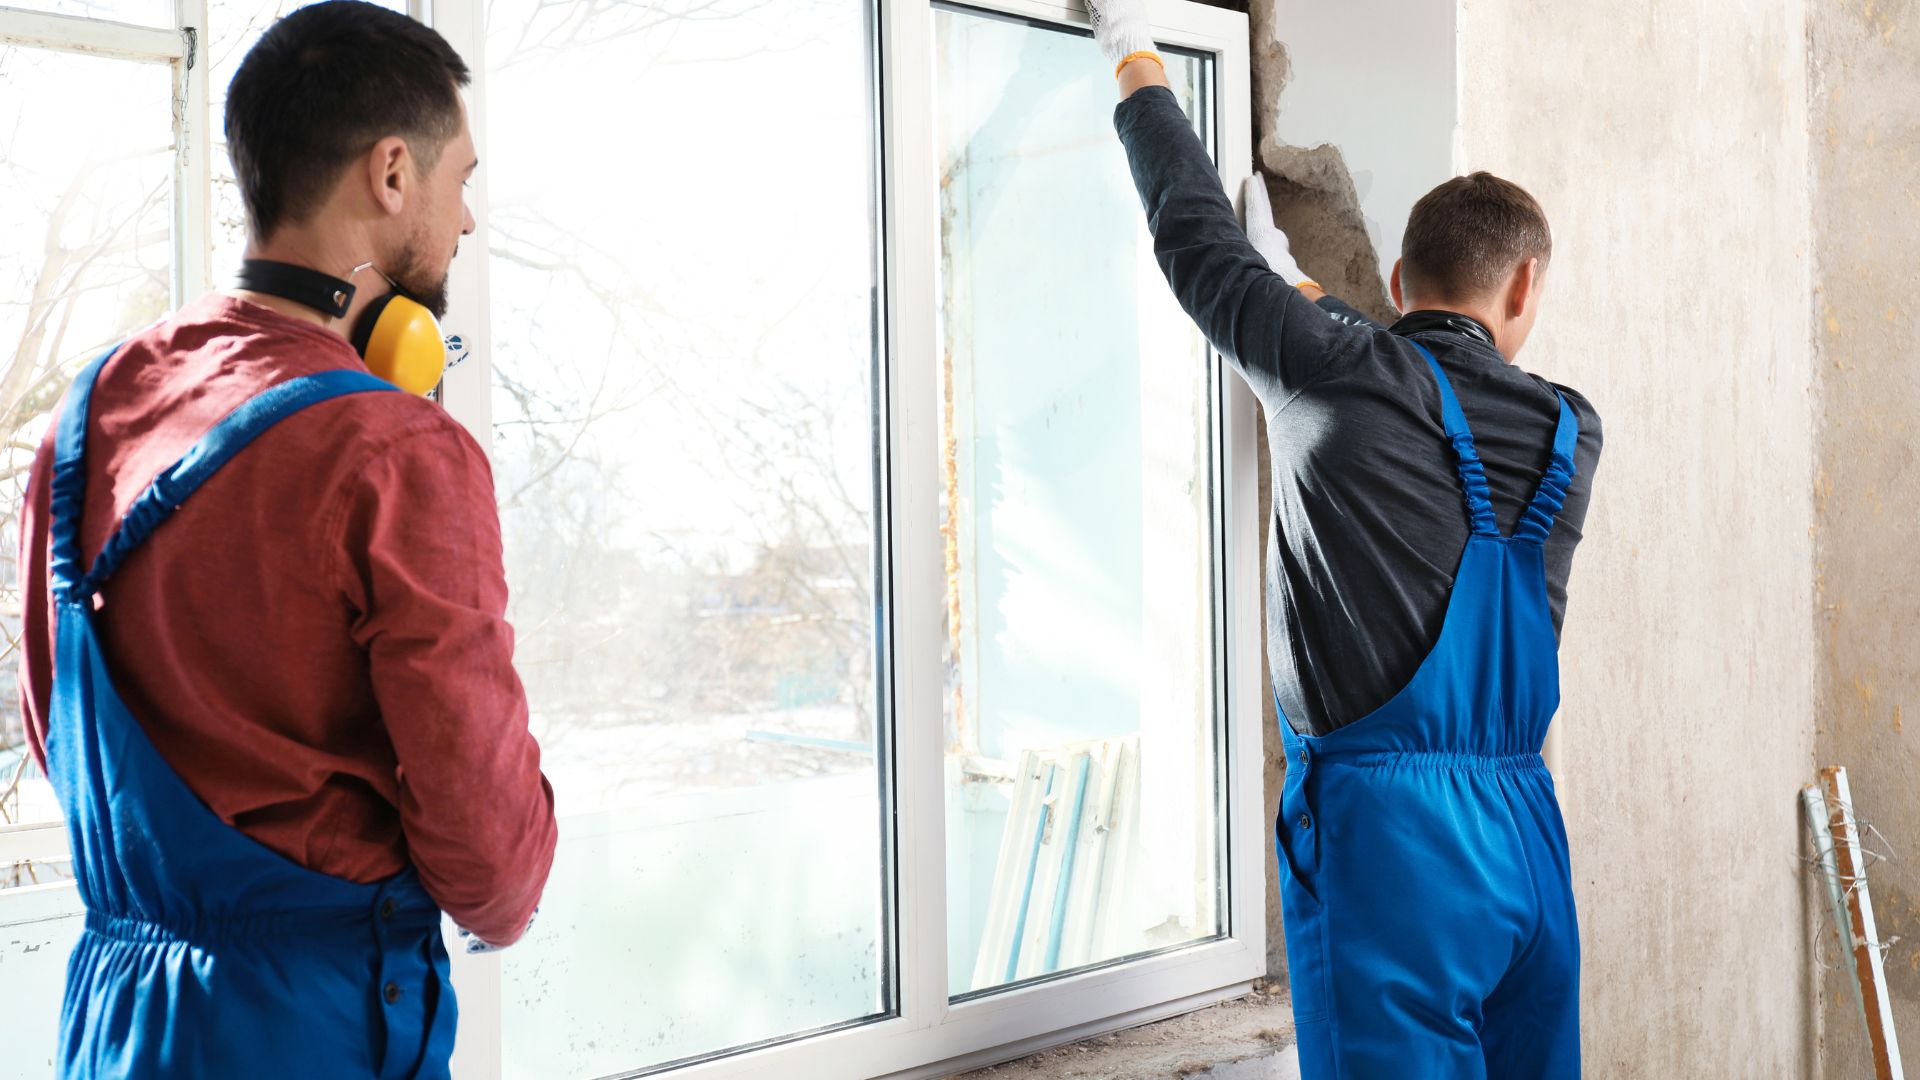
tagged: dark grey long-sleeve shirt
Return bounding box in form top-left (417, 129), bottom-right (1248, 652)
top-left (1114, 86), bottom-right (1603, 737)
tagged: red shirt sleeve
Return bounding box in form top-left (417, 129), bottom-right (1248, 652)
top-left (329, 416), bottom-right (557, 944)
top-left (18, 420), bottom-right (58, 773)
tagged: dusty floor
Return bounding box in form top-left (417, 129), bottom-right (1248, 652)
top-left (949, 985), bottom-right (1296, 1079)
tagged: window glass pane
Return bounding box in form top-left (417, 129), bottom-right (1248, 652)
top-left (4, 0), bottom-right (172, 29)
top-left (482, 0), bottom-right (888, 1074)
top-left (0, 46), bottom-right (174, 858)
top-left (933, 6), bottom-right (1224, 998)
top-left (205, 0), bottom-right (408, 285)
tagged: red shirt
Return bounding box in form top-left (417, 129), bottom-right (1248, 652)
top-left (18, 295), bottom-right (555, 944)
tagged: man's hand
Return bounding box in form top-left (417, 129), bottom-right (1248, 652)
top-left (1242, 174), bottom-right (1323, 297)
top-left (1087, 0), bottom-right (1156, 71)
top-left (458, 906), bottom-right (538, 953)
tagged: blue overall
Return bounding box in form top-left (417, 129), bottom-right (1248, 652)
top-left (44, 345), bottom-right (458, 1078)
top-left (1275, 343), bottom-right (1582, 1078)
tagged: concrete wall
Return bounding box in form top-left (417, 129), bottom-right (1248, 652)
top-left (1248, 0), bottom-right (1822, 1074)
top-left (1809, 0), bottom-right (1920, 1074)
top-left (1455, 3), bottom-right (1819, 1074)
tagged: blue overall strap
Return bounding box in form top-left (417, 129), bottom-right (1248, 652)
top-left (1410, 341), bottom-right (1500, 538)
top-left (48, 345), bottom-right (124, 600)
top-left (1513, 394), bottom-right (1580, 545)
top-left (60, 368), bottom-right (398, 603)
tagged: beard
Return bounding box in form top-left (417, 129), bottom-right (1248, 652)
top-left (391, 236), bottom-right (453, 320)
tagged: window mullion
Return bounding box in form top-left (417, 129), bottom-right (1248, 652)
top-left (1212, 44), bottom-right (1266, 960)
top-left (419, 1), bottom-right (505, 1076)
top-left (170, 0), bottom-right (210, 306)
top-left (424, 0), bottom-right (493, 449)
top-left (877, 0), bottom-right (951, 1036)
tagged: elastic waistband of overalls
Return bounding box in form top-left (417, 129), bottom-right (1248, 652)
top-left (1302, 749), bottom-right (1548, 772)
top-left (83, 904), bottom-right (434, 946)
top-left (1279, 720), bottom-right (1548, 773)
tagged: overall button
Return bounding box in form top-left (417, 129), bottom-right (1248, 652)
top-left (1298, 813), bottom-right (1312, 831)
top-left (383, 982), bottom-right (402, 1005)
top-left (379, 898), bottom-right (396, 921)
top-left (1297, 749), bottom-right (1309, 766)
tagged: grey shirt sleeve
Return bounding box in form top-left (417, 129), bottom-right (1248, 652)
top-left (1316, 294), bottom-right (1385, 330)
top-left (1113, 86), bottom-right (1364, 411)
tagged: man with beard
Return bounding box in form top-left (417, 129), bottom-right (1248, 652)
top-left (16, 3), bottom-right (554, 1074)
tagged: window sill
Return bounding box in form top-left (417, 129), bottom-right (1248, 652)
top-left (951, 985), bottom-right (1298, 1079)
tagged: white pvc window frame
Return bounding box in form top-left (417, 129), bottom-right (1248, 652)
top-left (434, 2), bottom-right (1258, 1078)
top-left (0, 1), bottom-right (214, 309)
top-left (0, 0), bottom-right (1259, 1076)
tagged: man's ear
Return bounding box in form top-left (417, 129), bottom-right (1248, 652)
top-left (1506, 257), bottom-right (1539, 318)
top-left (365, 136), bottom-right (411, 217)
top-left (1390, 258), bottom-right (1405, 312)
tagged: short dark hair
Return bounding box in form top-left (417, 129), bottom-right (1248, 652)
top-left (225, 0), bottom-right (470, 241)
top-left (1400, 172), bottom-right (1552, 301)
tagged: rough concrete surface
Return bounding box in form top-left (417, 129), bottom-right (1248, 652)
top-left (951, 987), bottom-right (1295, 1079)
top-left (1809, 0), bottom-right (1920, 1075)
top-left (1455, 2), bottom-right (1820, 1076)
top-left (1246, 0), bottom-right (1397, 324)
top-left (1256, 404), bottom-right (1285, 984)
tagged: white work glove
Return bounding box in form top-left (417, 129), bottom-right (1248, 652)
top-left (1086, 0), bottom-right (1157, 71)
top-left (457, 907), bottom-right (537, 954)
top-left (1242, 174), bottom-right (1315, 288)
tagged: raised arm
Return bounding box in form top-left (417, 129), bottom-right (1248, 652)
top-left (1088, 0), bottom-right (1362, 409)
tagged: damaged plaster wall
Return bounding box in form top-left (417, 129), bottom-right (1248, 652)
top-left (1809, 0), bottom-right (1920, 1074)
top-left (1255, 0), bottom-right (1458, 315)
top-left (1243, 3), bottom-right (1398, 323)
top-left (1455, 1), bottom-right (1817, 1075)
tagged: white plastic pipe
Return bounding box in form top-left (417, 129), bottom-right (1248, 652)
top-left (1802, 784), bottom-right (1863, 1022)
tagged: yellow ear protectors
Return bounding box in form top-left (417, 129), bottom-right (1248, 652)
top-left (347, 281), bottom-right (445, 397)
top-left (234, 259), bottom-right (447, 397)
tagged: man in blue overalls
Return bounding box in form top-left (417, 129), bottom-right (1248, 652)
top-left (1086, 3), bottom-right (1605, 1076)
top-left (18, 3), bottom-right (555, 1075)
